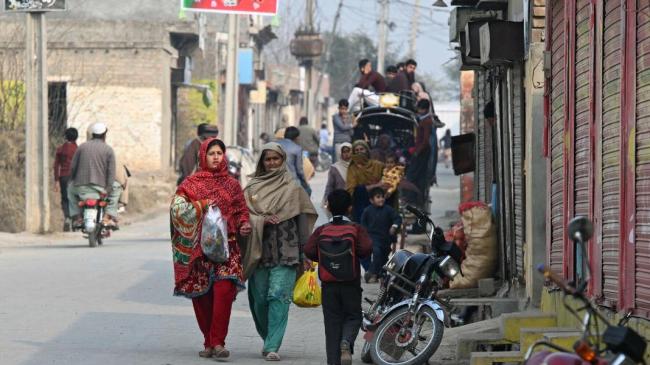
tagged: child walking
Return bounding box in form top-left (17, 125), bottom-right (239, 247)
top-left (304, 189), bottom-right (372, 365)
top-left (361, 187), bottom-right (402, 283)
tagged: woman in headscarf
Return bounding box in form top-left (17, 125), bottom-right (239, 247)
top-left (412, 82), bottom-right (431, 103)
top-left (170, 138), bottom-right (252, 360)
top-left (323, 142), bottom-right (352, 207)
top-left (241, 142), bottom-right (318, 362)
top-left (346, 140), bottom-right (388, 222)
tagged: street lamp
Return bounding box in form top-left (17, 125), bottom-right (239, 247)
top-left (433, 0), bottom-right (448, 7)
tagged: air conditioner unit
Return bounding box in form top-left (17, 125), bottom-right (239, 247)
top-left (465, 21), bottom-right (487, 58)
top-left (459, 31), bottom-right (483, 70)
top-left (451, 0), bottom-right (479, 5)
top-left (477, 0), bottom-right (508, 10)
top-left (479, 21), bottom-right (524, 66)
top-left (449, 7), bottom-right (498, 43)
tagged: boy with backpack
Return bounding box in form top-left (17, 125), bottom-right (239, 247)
top-left (304, 189), bottom-right (372, 365)
top-left (361, 187), bottom-right (402, 283)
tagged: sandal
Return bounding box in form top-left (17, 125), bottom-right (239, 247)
top-left (261, 350), bottom-right (269, 357)
top-left (213, 345), bottom-right (230, 359)
top-left (199, 347), bottom-right (214, 358)
top-left (265, 352), bottom-right (281, 361)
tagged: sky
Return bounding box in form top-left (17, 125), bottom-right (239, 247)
top-left (315, 0), bottom-right (456, 80)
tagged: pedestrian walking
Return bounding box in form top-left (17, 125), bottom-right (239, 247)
top-left (297, 117), bottom-right (320, 167)
top-left (346, 140), bottom-right (388, 223)
top-left (406, 99), bottom-right (434, 206)
top-left (53, 127), bottom-right (78, 231)
top-left (170, 138), bottom-right (252, 360)
top-left (332, 99), bottom-right (353, 163)
top-left (360, 187), bottom-right (402, 283)
top-left (441, 129), bottom-right (453, 169)
top-left (304, 189), bottom-right (372, 365)
top-left (276, 126), bottom-right (311, 196)
top-left (241, 142), bottom-right (318, 361)
top-left (323, 142), bottom-right (352, 210)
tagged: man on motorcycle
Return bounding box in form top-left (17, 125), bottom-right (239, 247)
top-left (68, 122), bottom-right (121, 228)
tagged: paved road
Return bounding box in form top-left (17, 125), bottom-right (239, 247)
top-left (0, 164), bottom-right (459, 365)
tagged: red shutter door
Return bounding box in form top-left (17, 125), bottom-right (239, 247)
top-left (635, 0), bottom-right (650, 313)
top-left (549, 0), bottom-right (566, 274)
top-left (573, 0), bottom-right (592, 280)
top-left (601, 0), bottom-right (622, 305)
top-left (600, 0), bottom-right (623, 304)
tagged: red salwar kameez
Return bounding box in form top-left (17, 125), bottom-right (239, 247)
top-left (170, 138), bottom-right (249, 350)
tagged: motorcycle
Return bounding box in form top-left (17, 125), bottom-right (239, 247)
top-left (361, 205), bottom-right (464, 365)
top-left (74, 194), bottom-right (114, 247)
top-left (524, 216), bottom-right (648, 365)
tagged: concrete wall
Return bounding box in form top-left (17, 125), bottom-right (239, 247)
top-left (524, 42), bottom-right (547, 306)
top-left (0, 20), bottom-right (179, 172)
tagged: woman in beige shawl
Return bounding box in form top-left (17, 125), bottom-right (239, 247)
top-left (241, 142), bottom-right (317, 361)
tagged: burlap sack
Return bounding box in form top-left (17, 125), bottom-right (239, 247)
top-left (450, 204), bottom-right (497, 289)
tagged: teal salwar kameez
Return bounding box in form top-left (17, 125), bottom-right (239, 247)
top-left (247, 265), bottom-right (297, 352)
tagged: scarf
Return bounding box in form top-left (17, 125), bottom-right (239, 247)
top-left (176, 138), bottom-right (246, 234)
top-left (332, 142), bottom-right (351, 181)
top-left (346, 140), bottom-right (384, 194)
top-left (171, 138), bottom-right (249, 296)
top-left (241, 142), bottom-right (318, 278)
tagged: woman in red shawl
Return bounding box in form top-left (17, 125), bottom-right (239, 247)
top-left (170, 138), bottom-right (252, 359)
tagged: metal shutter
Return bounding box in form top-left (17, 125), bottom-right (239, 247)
top-left (574, 0), bottom-right (591, 219)
top-left (512, 63), bottom-right (525, 281)
top-left (549, 0), bottom-right (566, 274)
top-left (635, 0), bottom-right (650, 313)
top-left (573, 0), bottom-right (592, 284)
top-left (600, 0), bottom-right (623, 303)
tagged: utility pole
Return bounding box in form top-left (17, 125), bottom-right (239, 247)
top-left (408, 0), bottom-right (420, 59)
top-left (377, 0), bottom-right (389, 74)
top-left (223, 14), bottom-right (240, 146)
top-left (304, 0), bottom-right (315, 127)
top-left (24, 11), bottom-right (50, 233)
top-left (314, 0), bottom-right (343, 114)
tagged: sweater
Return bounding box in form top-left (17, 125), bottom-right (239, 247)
top-left (360, 204), bottom-right (402, 245)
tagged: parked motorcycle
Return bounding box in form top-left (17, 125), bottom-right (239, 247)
top-left (524, 216), bottom-right (648, 365)
top-left (361, 205), bottom-right (464, 365)
top-left (74, 194), bottom-right (113, 247)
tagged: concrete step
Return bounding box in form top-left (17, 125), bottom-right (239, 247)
top-left (520, 327), bottom-right (582, 353)
top-left (456, 332), bottom-right (514, 360)
top-left (469, 351), bottom-right (523, 365)
top-left (499, 312), bottom-right (557, 342)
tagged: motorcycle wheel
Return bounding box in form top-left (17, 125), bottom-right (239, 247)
top-left (88, 228), bottom-right (98, 247)
top-left (361, 341), bottom-right (373, 363)
top-left (370, 306), bottom-right (444, 365)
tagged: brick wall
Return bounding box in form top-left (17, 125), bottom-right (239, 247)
top-left (531, 0), bottom-right (546, 43)
top-left (0, 20), bottom-right (176, 172)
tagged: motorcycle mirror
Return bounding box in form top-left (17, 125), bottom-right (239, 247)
top-left (567, 216), bottom-right (593, 242)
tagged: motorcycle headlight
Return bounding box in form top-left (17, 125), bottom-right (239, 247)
top-left (438, 255), bottom-right (460, 279)
top-left (228, 165), bottom-right (238, 175)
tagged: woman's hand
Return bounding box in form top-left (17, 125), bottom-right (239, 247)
top-left (264, 215), bottom-right (280, 225)
top-left (239, 222), bottom-right (252, 237)
top-left (303, 259), bottom-right (314, 272)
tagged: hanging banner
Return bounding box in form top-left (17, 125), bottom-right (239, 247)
top-left (181, 0), bottom-right (279, 16)
top-left (4, 0), bottom-right (65, 11)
